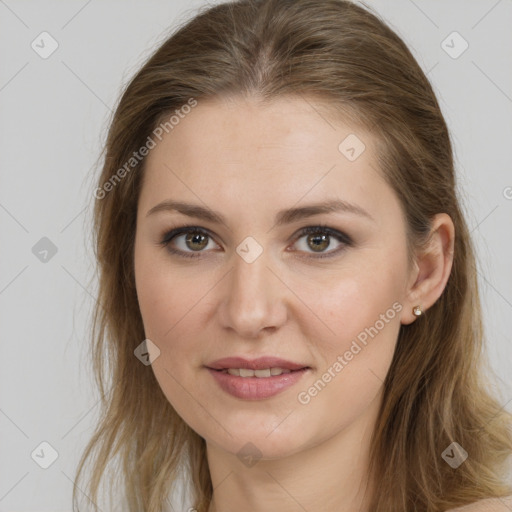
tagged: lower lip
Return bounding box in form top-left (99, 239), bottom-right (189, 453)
top-left (206, 368), bottom-right (310, 400)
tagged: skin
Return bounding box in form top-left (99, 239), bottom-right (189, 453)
top-left (133, 94), bottom-right (455, 512)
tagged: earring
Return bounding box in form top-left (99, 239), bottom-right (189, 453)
top-left (412, 305), bottom-right (423, 317)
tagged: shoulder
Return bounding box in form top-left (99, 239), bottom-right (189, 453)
top-left (447, 496), bottom-right (512, 511)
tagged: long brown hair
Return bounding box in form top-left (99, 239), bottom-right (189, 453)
top-left (74, 1), bottom-right (512, 510)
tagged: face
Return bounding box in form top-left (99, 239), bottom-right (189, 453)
top-left (134, 94), bottom-right (413, 459)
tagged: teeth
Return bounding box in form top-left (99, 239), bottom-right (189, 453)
top-left (225, 367), bottom-right (293, 377)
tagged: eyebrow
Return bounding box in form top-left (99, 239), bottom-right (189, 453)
top-left (146, 198), bottom-right (374, 226)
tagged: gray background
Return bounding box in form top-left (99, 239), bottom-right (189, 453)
top-left (1, 0), bottom-right (511, 510)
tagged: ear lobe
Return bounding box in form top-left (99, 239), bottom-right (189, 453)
top-left (400, 213), bottom-right (455, 325)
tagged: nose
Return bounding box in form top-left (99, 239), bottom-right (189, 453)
top-left (217, 247), bottom-right (288, 339)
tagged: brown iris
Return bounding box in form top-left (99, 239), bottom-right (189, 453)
top-left (307, 233), bottom-right (330, 252)
top-left (185, 231), bottom-right (209, 251)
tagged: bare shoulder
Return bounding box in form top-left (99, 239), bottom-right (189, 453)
top-left (448, 496), bottom-right (512, 511)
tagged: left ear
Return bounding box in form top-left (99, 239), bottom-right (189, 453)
top-left (400, 213), bottom-right (455, 325)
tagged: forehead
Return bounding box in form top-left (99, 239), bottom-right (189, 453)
top-left (138, 94), bottom-right (396, 224)
top-left (148, 94), bottom-right (372, 166)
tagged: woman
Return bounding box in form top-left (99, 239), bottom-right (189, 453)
top-left (76, 1), bottom-right (512, 511)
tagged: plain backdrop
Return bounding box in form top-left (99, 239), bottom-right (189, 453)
top-left (1, 0), bottom-right (511, 510)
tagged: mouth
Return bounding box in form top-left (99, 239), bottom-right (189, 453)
top-left (206, 355), bottom-right (311, 372)
top-left (206, 366), bottom-right (311, 400)
top-left (209, 367), bottom-right (310, 378)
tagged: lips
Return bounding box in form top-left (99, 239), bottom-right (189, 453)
top-left (207, 366), bottom-right (310, 400)
top-left (206, 356), bottom-right (310, 371)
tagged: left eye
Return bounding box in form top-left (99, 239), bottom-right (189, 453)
top-left (292, 226), bottom-right (352, 258)
top-left (159, 224), bottom-right (353, 259)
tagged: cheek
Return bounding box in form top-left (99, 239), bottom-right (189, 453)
top-left (134, 250), bottom-right (216, 408)
top-left (297, 263), bottom-right (403, 349)
top-left (291, 259), bottom-right (403, 407)
top-left (134, 247), bottom-right (204, 342)
top-left (293, 273), bottom-right (401, 440)
top-left (134, 256), bottom-right (207, 418)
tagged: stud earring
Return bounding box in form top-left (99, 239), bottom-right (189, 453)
top-left (412, 305), bottom-right (423, 317)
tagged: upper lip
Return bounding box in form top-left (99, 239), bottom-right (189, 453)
top-left (206, 356), bottom-right (310, 371)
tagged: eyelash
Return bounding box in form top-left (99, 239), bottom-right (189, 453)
top-left (158, 223), bottom-right (353, 260)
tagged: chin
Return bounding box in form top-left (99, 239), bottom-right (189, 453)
top-left (201, 420), bottom-right (314, 462)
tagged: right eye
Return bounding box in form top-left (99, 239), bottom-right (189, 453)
top-left (159, 225), bottom-right (221, 259)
